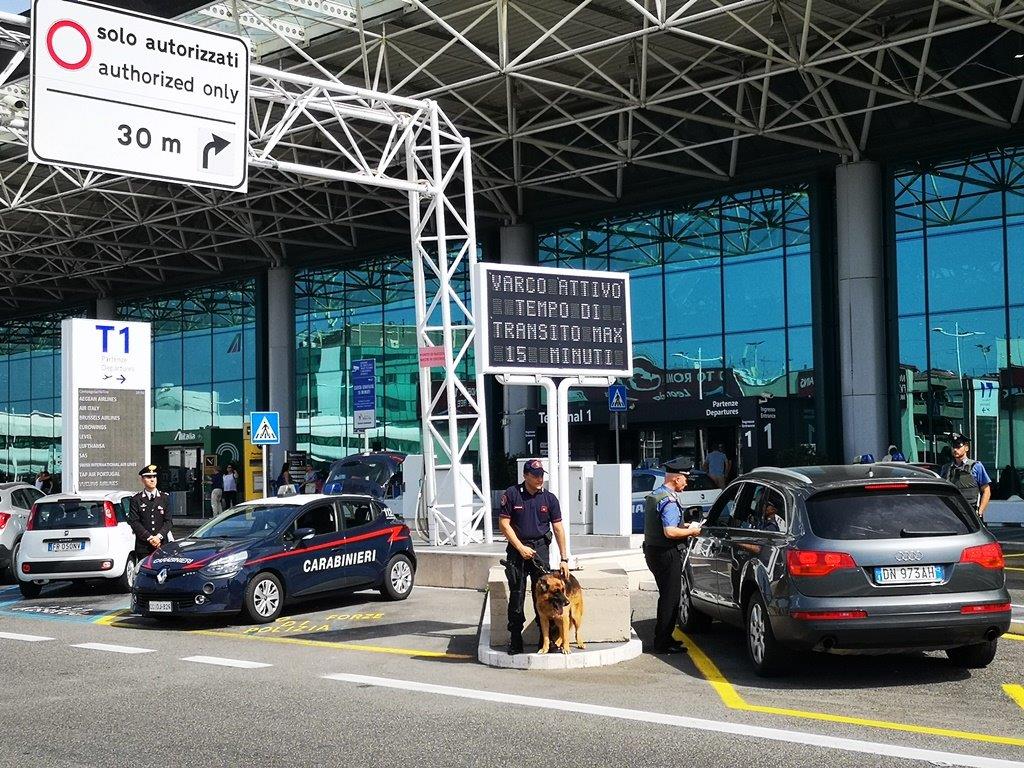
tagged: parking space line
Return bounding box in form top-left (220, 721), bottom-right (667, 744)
top-left (181, 655), bottom-right (271, 669)
top-left (190, 628), bottom-right (472, 660)
top-left (94, 609), bottom-right (130, 626)
top-left (1005, 567), bottom-right (1024, 572)
top-left (0, 631), bottom-right (53, 642)
top-left (676, 630), bottom-right (1024, 748)
top-left (1003, 685), bottom-right (1024, 711)
top-left (71, 642), bottom-right (154, 654)
top-left (322, 672), bottom-right (1024, 768)
top-left (1004, 633), bottom-right (1024, 642)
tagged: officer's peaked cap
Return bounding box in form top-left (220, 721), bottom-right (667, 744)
top-left (139, 464), bottom-right (159, 477)
top-left (661, 458), bottom-right (694, 474)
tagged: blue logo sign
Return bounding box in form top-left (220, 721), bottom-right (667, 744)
top-left (352, 359), bottom-right (377, 431)
top-left (250, 411), bottom-right (280, 445)
top-left (608, 384), bottom-right (628, 412)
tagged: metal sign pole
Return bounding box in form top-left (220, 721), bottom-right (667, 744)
top-left (262, 445), bottom-right (268, 499)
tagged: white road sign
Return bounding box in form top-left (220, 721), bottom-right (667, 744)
top-left (30, 0), bottom-right (249, 191)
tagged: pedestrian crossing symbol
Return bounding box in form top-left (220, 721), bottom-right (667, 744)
top-left (249, 411), bottom-right (281, 445)
top-left (608, 384), bottom-right (628, 412)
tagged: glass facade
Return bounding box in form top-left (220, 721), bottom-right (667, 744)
top-left (894, 146), bottom-right (1024, 492)
top-left (118, 281), bottom-right (258, 433)
top-left (0, 309), bottom-right (86, 484)
top-left (538, 186), bottom-right (817, 469)
top-left (295, 260), bottom-right (422, 462)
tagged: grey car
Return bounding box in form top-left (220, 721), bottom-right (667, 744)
top-left (679, 464), bottom-right (1012, 676)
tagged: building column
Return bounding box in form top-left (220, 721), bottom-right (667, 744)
top-left (499, 224), bottom-right (537, 457)
top-left (836, 161), bottom-right (888, 461)
top-left (93, 297), bottom-right (117, 320)
top-left (266, 266), bottom-right (295, 471)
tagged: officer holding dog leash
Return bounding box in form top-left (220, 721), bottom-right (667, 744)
top-left (643, 458), bottom-right (703, 655)
top-left (498, 459), bottom-right (570, 655)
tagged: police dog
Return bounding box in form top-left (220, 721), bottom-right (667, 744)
top-left (534, 572), bottom-right (585, 654)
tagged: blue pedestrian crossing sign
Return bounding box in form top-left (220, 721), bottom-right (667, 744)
top-left (608, 384), bottom-right (628, 412)
top-left (250, 411), bottom-right (281, 445)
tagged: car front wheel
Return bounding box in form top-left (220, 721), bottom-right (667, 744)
top-left (380, 554), bottom-right (414, 600)
top-left (745, 593), bottom-right (791, 677)
top-left (946, 639), bottom-right (998, 668)
top-left (117, 555), bottom-right (138, 593)
top-left (677, 574), bottom-right (712, 633)
top-left (244, 572), bottom-right (284, 623)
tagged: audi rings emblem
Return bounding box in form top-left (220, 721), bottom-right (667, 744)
top-left (894, 550), bottom-right (923, 562)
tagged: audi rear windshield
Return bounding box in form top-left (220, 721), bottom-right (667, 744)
top-left (805, 487), bottom-right (980, 540)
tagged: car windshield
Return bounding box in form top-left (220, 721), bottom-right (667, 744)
top-left (192, 505), bottom-right (300, 539)
top-left (326, 458), bottom-right (392, 487)
top-left (805, 488), bottom-right (980, 540)
top-left (31, 500), bottom-right (107, 530)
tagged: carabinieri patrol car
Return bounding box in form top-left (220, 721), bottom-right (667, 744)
top-left (131, 494), bottom-right (415, 624)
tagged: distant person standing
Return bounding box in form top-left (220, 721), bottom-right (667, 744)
top-left (941, 433), bottom-right (992, 519)
top-left (222, 463), bottom-right (239, 508)
top-left (210, 466), bottom-right (224, 516)
top-left (34, 469), bottom-right (52, 495)
top-left (703, 443), bottom-right (731, 489)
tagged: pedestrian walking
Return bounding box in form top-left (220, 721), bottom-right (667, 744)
top-left (210, 466), bottom-right (224, 516)
top-left (222, 463), bottom-right (239, 508)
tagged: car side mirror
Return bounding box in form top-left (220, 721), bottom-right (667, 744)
top-left (293, 526), bottom-right (316, 544)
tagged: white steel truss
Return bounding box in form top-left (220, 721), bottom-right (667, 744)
top-left (0, 7), bottom-right (491, 545)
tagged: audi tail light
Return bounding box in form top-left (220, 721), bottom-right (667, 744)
top-left (103, 501), bottom-right (118, 528)
top-left (786, 549), bottom-right (857, 577)
top-left (790, 610), bottom-right (867, 620)
top-left (960, 602), bottom-right (1010, 615)
top-left (959, 542), bottom-right (1004, 570)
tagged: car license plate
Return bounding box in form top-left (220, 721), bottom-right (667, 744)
top-left (47, 541), bottom-right (83, 552)
top-left (875, 565), bottom-right (944, 584)
top-left (149, 601), bottom-right (173, 613)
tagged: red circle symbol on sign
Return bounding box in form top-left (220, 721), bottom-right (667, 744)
top-left (46, 19), bottom-right (92, 70)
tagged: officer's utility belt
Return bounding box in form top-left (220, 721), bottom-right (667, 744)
top-left (520, 532), bottom-right (552, 546)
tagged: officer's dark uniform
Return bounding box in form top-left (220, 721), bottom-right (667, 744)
top-left (128, 464), bottom-right (173, 557)
top-left (499, 469), bottom-right (562, 652)
top-left (643, 459), bottom-right (692, 653)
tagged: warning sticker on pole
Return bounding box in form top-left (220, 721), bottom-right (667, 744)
top-left (29, 0), bottom-right (249, 191)
top-left (475, 263), bottom-right (633, 377)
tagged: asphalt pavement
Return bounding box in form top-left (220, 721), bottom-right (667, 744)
top-left (0, 576), bottom-right (1022, 768)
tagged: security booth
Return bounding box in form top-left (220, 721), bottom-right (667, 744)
top-left (151, 428), bottom-right (243, 518)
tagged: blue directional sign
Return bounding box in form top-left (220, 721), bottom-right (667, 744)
top-left (608, 384), bottom-right (628, 412)
top-left (352, 358), bottom-right (377, 431)
top-left (250, 411), bottom-right (281, 445)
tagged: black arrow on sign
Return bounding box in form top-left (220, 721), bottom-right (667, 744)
top-left (117, 375), bottom-right (126, 384)
top-left (202, 134), bottom-right (230, 169)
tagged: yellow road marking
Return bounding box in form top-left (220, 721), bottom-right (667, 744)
top-left (1005, 566), bottom-right (1024, 572)
top-left (674, 629), bottom-right (1024, 748)
top-left (1004, 553), bottom-right (1024, 558)
top-left (1005, 633), bottom-right (1024, 642)
top-left (190, 628), bottom-right (472, 660)
top-left (1004, 684), bottom-right (1024, 710)
top-left (94, 609), bottom-right (129, 626)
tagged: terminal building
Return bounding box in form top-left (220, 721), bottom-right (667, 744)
top-left (1, 1), bottom-right (1024, 512)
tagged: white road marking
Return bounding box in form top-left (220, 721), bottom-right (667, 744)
top-left (181, 656), bottom-right (271, 669)
top-left (0, 631), bottom-right (53, 642)
top-left (72, 642), bottom-right (154, 654)
top-left (322, 673), bottom-right (1022, 768)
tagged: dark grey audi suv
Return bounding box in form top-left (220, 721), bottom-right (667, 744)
top-left (679, 464), bottom-right (1011, 676)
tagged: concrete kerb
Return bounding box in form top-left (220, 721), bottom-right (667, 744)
top-left (476, 588), bottom-right (643, 670)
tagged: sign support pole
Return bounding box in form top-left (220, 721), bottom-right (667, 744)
top-left (262, 445), bottom-right (268, 499)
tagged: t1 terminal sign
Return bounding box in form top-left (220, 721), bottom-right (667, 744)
top-left (61, 319), bottom-right (151, 492)
top-left (475, 263), bottom-right (632, 377)
top-left (30, 0), bottom-right (248, 191)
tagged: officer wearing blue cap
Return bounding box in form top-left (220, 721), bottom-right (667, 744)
top-left (643, 458), bottom-right (703, 654)
top-left (498, 459), bottom-right (569, 655)
top-left (941, 433), bottom-right (992, 518)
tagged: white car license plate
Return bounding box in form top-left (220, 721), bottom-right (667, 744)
top-left (149, 601), bottom-right (173, 613)
top-left (48, 541), bottom-right (83, 552)
top-left (875, 565), bottom-right (944, 584)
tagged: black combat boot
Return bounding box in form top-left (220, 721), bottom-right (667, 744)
top-left (508, 630), bottom-right (524, 655)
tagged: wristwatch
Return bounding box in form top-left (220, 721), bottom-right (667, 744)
top-left (560, 558), bottom-right (569, 563)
